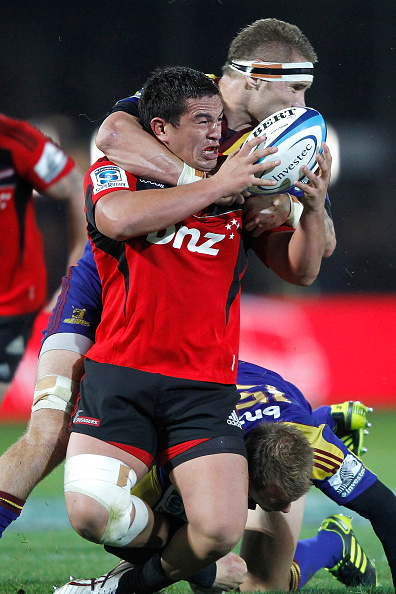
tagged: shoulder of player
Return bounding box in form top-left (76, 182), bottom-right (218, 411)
top-left (0, 113), bottom-right (49, 156)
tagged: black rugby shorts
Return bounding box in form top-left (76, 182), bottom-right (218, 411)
top-left (0, 311), bottom-right (38, 382)
top-left (71, 359), bottom-right (246, 471)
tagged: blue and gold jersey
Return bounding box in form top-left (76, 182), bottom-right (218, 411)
top-left (132, 464), bottom-right (186, 521)
top-left (130, 361), bottom-right (377, 515)
top-left (236, 361), bottom-right (377, 505)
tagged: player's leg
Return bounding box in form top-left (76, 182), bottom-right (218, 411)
top-left (0, 348), bottom-right (82, 537)
top-left (111, 378), bottom-right (248, 594)
top-left (110, 452), bottom-right (248, 594)
top-left (162, 451), bottom-right (248, 581)
top-left (153, 377), bottom-right (248, 581)
top-left (295, 514), bottom-right (376, 588)
top-left (239, 495), bottom-right (305, 592)
top-left (64, 433), bottom-right (162, 547)
top-left (64, 362), bottom-right (169, 551)
top-left (65, 448), bottom-right (247, 581)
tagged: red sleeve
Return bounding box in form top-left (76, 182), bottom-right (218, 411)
top-left (84, 157), bottom-right (138, 207)
top-left (0, 115), bottom-right (75, 192)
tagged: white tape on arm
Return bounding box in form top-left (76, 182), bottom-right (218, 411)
top-left (177, 163), bottom-right (206, 186)
top-left (32, 375), bottom-right (78, 414)
top-left (285, 194), bottom-right (304, 228)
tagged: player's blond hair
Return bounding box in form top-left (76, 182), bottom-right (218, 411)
top-left (222, 18), bottom-right (318, 76)
top-left (245, 422), bottom-right (313, 502)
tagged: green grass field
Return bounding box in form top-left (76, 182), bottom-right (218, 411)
top-left (0, 410), bottom-right (395, 593)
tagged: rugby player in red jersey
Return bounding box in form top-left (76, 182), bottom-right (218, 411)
top-left (62, 65), bottom-right (329, 594)
top-left (0, 114), bottom-right (86, 403)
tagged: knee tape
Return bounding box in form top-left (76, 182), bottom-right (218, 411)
top-left (64, 454), bottom-right (149, 547)
top-left (32, 375), bottom-right (78, 414)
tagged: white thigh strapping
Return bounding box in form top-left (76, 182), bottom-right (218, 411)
top-left (64, 454), bottom-right (149, 546)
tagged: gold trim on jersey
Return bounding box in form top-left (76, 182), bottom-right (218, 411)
top-left (131, 466), bottom-right (162, 508)
top-left (221, 131), bottom-right (251, 155)
top-left (283, 422), bottom-right (344, 481)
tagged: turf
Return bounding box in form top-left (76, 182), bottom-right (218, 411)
top-left (0, 409), bottom-right (395, 593)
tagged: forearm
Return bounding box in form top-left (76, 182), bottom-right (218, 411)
top-left (286, 206), bottom-right (326, 284)
top-left (96, 177), bottom-right (227, 240)
top-left (94, 137), bottom-right (275, 240)
top-left (323, 210), bottom-right (336, 257)
top-left (96, 112), bottom-right (183, 185)
top-left (264, 206), bottom-right (326, 286)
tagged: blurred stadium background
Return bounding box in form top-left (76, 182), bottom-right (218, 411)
top-left (1, 2), bottom-right (396, 586)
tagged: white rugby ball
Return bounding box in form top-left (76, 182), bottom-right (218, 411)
top-left (245, 106), bottom-right (327, 195)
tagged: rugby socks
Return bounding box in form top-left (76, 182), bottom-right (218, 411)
top-left (105, 513), bottom-right (186, 565)
top-left (293, 530), bottom-right (343, 588)
top-left (117, 552), bottom-right (174, 594)
top-left (289, 559), bottom-right (301, 591)
top-left (188, 563), bottom-right (217, 588)
top-left (0, 491), bottom-right (25, 538)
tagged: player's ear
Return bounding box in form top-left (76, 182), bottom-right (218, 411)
top-left (245, 76), bottom-right (260, 90)
top-left (150, 117), bottom-right (167, 139)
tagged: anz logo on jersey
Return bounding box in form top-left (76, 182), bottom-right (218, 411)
top-left (146, 225), bottom-right (228, 256)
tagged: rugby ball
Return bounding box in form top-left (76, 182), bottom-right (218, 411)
top-left (245, 107), bottom-right (327, 195)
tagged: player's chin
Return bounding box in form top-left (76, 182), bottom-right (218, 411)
top-left (198, 151), bottom-right (220, 171)
top-left (214, 194), bottom-right (245, 206)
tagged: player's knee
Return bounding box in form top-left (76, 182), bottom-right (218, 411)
top-left (192, 515), bottom-right (244, 557)
top-left (65, 490), bottom-right (108, 542)
top-left (64, 454), bottom-right (149, 546)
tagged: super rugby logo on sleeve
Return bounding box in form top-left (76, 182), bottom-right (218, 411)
top-left (90, 165), bottom-right (129, 194)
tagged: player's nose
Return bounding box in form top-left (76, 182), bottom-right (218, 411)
top-left (208, 121), bottom-right (222, 139)
top-left (292, 93), bottom-right (306, 108)
top-left (281, 503), bottom-right (292, 513)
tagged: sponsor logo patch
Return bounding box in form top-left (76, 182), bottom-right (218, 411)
top-left (91, 165), bottom-right (129, 194)
top-left (63, 307), bottom-right (90, 327)
top-left (328, 453), bottom-right (365, 497)
top-left (154, 485), bottom-right (186, 519)
top-left (73, 408), bottom-right (101, 427)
